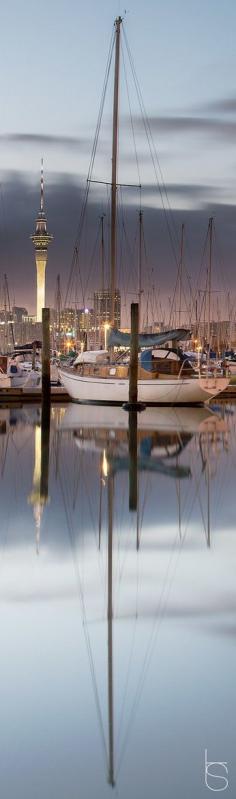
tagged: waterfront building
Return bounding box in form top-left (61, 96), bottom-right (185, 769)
top-left (94, 289), bottom-right (121, 346)
top-left (13, 306), bottom-right (28, 323)
top-left (31, 160), bottom-right (53, 323)
top-left (59, 307), bottom-right (78, 353)
top-left (0, 309), bottom-right (14, 352)
top-left (78, 307), bottom-right (96, 349)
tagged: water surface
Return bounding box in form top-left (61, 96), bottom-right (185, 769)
top-left (0, 402), bottom-right (235, 798)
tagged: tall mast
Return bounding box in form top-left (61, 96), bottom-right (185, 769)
top-left (227, 290), bottom-right (231, 349)
top-left (110, 16), bottom-right (122, 327)
top-left (56, 274), bottom-right (61, 351)
top-left (100, 214), bottom-right (105, 294)
top-left (207, 217), bottom-right (213, 356)
top-left (3, 276), bottom-right (8, 352)
top-left (178, 223), bottom-right (184, 329)
top-left (138, 210), bottom-right (143, 329)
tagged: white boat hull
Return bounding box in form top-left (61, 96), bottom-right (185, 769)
top-left (59, 369), bottom-right (229, 405)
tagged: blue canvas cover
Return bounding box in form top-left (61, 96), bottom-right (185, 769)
top-left (108, 327), bottom-right (190, 348)
top-left (140, 350), bottom-right (153, 371)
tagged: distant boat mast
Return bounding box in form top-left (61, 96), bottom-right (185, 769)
top-left (110, 16), bottom-right (122, 327)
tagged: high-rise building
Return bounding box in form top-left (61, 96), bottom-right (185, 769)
top-left (78, 307), bottom-right (96, 349)
top-left (12, 306), bottom-right (28, 324)
top-left (94, 289), bottom-right (121, 345)
top-left (31, 160), bottom-right (53, 322)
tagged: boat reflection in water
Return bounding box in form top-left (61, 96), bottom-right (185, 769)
top-left (57, 402), bottom-right (231, 788)
top-left (0, 402), bottom-right (235, 797)
top-left (28, 400), bottom-right (50, 553)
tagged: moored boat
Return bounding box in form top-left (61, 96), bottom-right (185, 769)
top-left (59, 18), bottom-right (229, 407)
top-left (59, 361), bottom-right (228, 404)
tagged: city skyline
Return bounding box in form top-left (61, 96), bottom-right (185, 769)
top-left (0, 1), bottom-right (236, 323)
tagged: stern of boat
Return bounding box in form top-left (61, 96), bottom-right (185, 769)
top-left (199, 376), bottom-right (229, 398)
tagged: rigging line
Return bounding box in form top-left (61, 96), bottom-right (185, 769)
top-left (83, 217), bottom-right (102, 302)
top-left (179, 451), bottom-right (209, 542)
top-left (116, 437), bottom-right (203, 766)
top-left (122, 27), bottom-right (180, 265)
top-left (1, 431), bottom-right (9, 477)
top-left (72, 444), bottom-right (81, 510)
top-left (59, 443), bottom-right (106, 589)
top-left (57, 463), bottom-right (109, 770)
top-left (204, 431), bottom-right (231, 523)
top-left (70, 449), bottom-right (98, 539)
top-left (10, 429), bottom-right (34, 456)
top-left (141, 218), bottom-right (154, 327)
top-left (191, 224), bottom-right (210, 324)
top-left (64, 29), bottom-right (115, 308)
top-left (116, 496), bottom-right (143, 743)
top-left (118, 192), bottom-right (137, 300)
top-left (116, 191), bottom-right (129, 304)
top-left (121, 38), bottom-right (141, 188)
top-left (169, 224), bottom-right (186, 326)
top-left (184, 453), bottom-right (207, 540)
top-left (116, 520), bottom-right (186, 777)
top-left (116, 605), bottom-right (139, 753)
top-left (116, 442), bottom-right (208, 777)
top-left (88, 178), bottom-right (141, 188)
top-left (139, 475), bottom-right (152, 546)
top-left (212, 224), bottom-right (232, 322)
top-left (115, 507), bottom-right (137, 600)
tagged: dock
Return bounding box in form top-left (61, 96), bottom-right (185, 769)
top-left (218, 385), bottom-right (236, 401)
top-left (0, 386), bottom-right (70, 405)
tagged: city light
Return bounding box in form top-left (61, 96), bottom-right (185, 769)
top-left (104, 322), bottom-right (110, 349)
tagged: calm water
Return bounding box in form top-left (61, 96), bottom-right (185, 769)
top-left (0, 401), bottom-right (235, 798)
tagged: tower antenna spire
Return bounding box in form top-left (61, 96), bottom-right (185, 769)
top-left (31, 161), bottom-right (53, 322)
top-left (40, 157), bottom-right (44, 212)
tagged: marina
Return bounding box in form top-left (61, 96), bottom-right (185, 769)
top-left (0, 2), bottom-right (236, 797)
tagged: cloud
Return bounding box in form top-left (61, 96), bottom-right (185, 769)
top-left (0, 132), bottom-right (88, 149)
top-left (204, 96), bottom-right (236, 114)
top-left (142, 183), bottom-right (215, 201)
top-left (128, 114), bottom-right (236, 141)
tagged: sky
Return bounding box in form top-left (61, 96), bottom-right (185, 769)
top-left (0, 0), bottom-right (236, 320)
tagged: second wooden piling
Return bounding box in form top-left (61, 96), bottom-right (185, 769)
top-left (129, 302), bottom-right (139, 404)
top-left (42, 307), bottom-right (51, 401)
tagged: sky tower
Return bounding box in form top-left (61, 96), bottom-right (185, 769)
top-left (31, 160), bottom-right (53, 322)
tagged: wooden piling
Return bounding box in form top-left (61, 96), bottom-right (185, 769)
top-left (32, 342), bottom-right (36, 370)
top-left (123, 301), bottom-right (146, 413)
top-left (129, 302), bottom-right (139, 404)
top-left (42, 307), bottom-right (51, 401)
top-left (129, 410), bottom-right (138, 511)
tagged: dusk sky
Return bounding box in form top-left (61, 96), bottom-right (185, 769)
top-left (0, 0), bottom-right (236, 324)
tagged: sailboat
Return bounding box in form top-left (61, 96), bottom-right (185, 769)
top-left (59, 17), bottom-right (228, 405)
